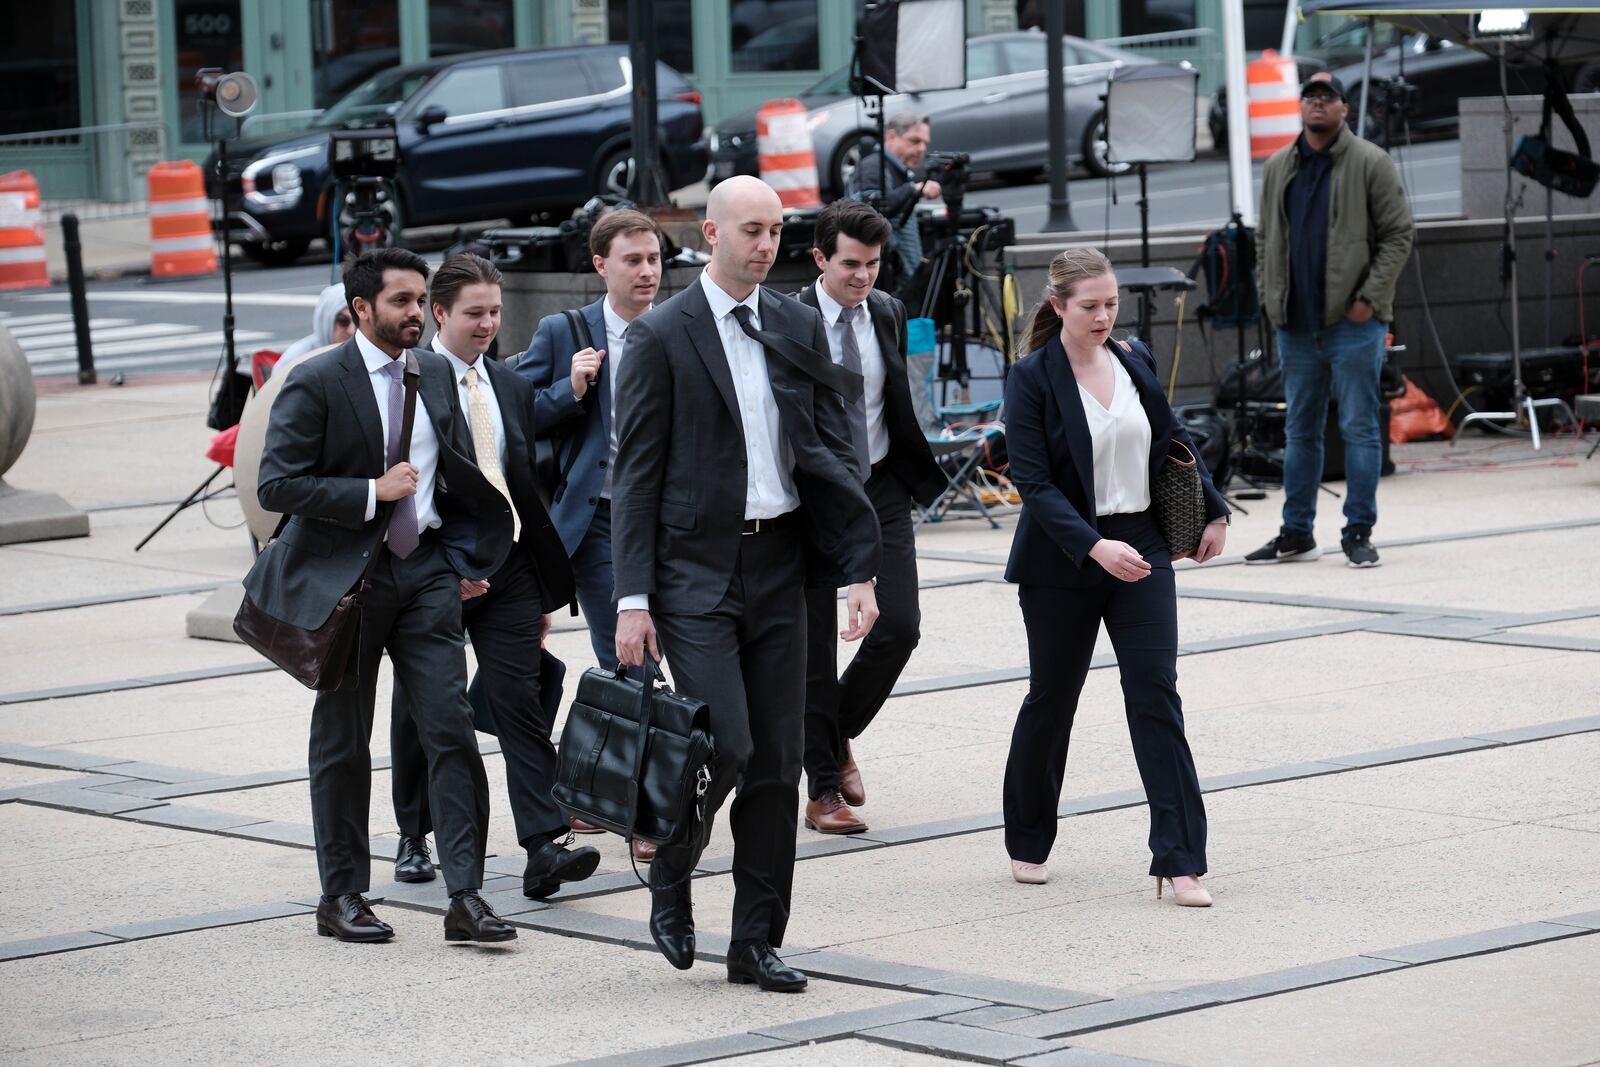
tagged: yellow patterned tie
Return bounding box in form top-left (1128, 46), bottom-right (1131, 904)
top-left (465, 365), bottom-right (518, 541)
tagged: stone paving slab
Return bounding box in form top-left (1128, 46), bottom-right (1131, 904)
top-left (1066, 934), bottom-right (1600, 1067)
top-left (0, 907), bottom-right (918, 1065)
top-left (700, 1037), bottom-right (965, 1065)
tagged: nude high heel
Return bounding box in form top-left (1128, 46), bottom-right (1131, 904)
top-left (1011, 860), bottom-right (1048, 885)
top-left (1157, 876), bottom-right (1212, 907)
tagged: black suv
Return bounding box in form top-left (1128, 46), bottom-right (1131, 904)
top-left (209, 45), bottom-right (707, 266)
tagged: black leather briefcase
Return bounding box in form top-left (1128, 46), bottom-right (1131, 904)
top-left (553, 660), bottom-right (714, 850)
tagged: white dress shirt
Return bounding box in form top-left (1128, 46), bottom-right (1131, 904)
top-left (600, 297), bottom-right (649, 500)
top-left (698, 270), bottom-right (799, 517)
top-left (433, 335), bottom-right (506, 471)
top-left (617, 275), bottom-right (799, 616)
top-left (813, 283), bottom-right (890, 465)
top-left (358, 330), bottom-right (441, 535)
top-left (1079, 349), bottom-right (1152, 517)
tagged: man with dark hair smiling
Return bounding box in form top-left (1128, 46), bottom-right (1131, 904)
top-left (247, 247), bottom-right (517, 945)
top-left (386, 253), bottom-right (588, 902)
top-left (796, 199), bottom-right (944, 835)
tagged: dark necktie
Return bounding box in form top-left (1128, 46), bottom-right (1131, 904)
top-left (382, 359), bottom-right (419, 559)
top-left (835, 304), bottom-right (873, 480)
top-left (730, 304), bottom-right (864, 405)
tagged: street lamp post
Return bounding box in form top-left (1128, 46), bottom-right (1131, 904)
top-left (1042, 0), bottom-right (1077, 232)
top-left (627, 0), bottom-right (670, 207)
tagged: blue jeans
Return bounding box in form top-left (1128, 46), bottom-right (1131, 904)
top-left (1276, 317), bottom-right (1387, 536)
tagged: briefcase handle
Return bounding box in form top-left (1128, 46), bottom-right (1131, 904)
top-left (623, 654), bottom-right (664, 851)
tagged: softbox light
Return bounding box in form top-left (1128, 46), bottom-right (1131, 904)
top-left (857, 0), bottom-right (967, 95)
top-left (1105, 62), bottom-right (1199, 165)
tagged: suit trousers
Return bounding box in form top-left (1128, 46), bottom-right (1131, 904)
top-left (803, 468), bottom-right (921, 798)
top-left (1002, 510), bottom-right (1208, 877)
top-left (391, 551), bottom-right (563, 850)
top-left (650, 520), bottom-right (807, 947)
top-left (570, 499), bottom-right (619, 668)
top-left (310, 536), bottom-right (489, 896)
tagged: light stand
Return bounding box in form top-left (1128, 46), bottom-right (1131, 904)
top-left (1456, 38), bottom-right (1576, 448)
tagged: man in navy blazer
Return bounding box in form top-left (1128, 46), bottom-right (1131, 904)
top-left (514, 209), bottom-right (664, 669)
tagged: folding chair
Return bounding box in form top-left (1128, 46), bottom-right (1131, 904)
top-left (907, 334), bottom-right (1008, 531)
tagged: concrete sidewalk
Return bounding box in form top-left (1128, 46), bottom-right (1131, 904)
top-left (2, 375), bottom-right (1598, 1065)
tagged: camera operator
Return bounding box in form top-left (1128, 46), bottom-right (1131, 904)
top-left (848, 111), bottom-right (941, 288)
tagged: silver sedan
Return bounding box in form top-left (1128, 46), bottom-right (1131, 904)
top-left (710, 31), bottom-right (1173, 195)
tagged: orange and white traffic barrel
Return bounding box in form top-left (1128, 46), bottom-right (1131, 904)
top-left (1246, 49), bottom-right (1301, 160)
top-left (0, 171), bottom-right (49, 290)
top-left (147, 161), bottom-right (217, 278)
top-left (756, 99), bottom-right (822, 209)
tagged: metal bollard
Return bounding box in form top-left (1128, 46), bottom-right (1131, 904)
top-left (61, 213), bottom-right (96, 385)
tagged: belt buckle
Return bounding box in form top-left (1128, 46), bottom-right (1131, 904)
top-left (742, 518), bottom-right (762, 536)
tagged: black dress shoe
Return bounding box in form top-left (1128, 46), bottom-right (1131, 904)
top-left (394, 834), bottom-right (435, 884)
top-left (522, 836), bottom-right (602, 899)
top-left (648, 880), bottom-right (695, 970)
top-left (316, 894), bottom-right (394, 943)
top-left (444, 891), bottom-right (517, 943)
top-left (726, 941), bottom-right (807, 992)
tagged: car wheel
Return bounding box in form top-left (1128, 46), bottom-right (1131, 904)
top-left (1082, 110), bottom-right (1133, 179)
top-left (597, 148), bottom-right (635, 199)
top-left (239, 237), bottom-right (311, 268)
top-left (831, 132), bottom-right (878, 198)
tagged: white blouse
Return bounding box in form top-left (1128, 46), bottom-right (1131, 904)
top-left (1078, 349), bottom-right (1152, 517)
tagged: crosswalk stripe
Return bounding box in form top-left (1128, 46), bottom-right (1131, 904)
top-left (13, 291), bottom-right (323, 309)
top-left (17, 323), bottom-right (195, 349)
top-left (28, 344), bottom-right (281, 376)
top-left (26, 329), bottom-right (277, 363)
top-left (0, 313), bottom-right (75, 329)
top-left (8, 318), bottom-right (135, 339)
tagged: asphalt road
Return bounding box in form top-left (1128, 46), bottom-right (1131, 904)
top-left (2, 140), bottom-right (1461, 381)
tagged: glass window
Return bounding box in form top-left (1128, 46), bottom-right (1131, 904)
top-left (417, 63), bottom-right (506, 118)
top-left (967, 41), bottom-right (1005, 80)
top-left (607, 0), bottom-right (694, 75)
top-left (174, 0), bottom-right (243, 143)
top-left (429, 0), bottom-right (515, 57)
top-left (506, 56), bottom-right (589, 108)
top-left (1119, 0), bottom-right (1197, 36)
top-left (580, 52), bottom-right (628, 95)
top-left (0, 2), bottom-right (79, 134)
top-left (311, 0), bottom-right (404, 109)
top-left (999, 37), bottom-right (1082, 76)
top-left (729, 0), bottom-right (819, 73)
top-left (1015, 2), bottom-right (1086, 38)
top-left (314, 66), bottom-right (438, 126)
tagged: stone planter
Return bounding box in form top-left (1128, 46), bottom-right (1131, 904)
top-left (0, 325), bottom-right (89, 545)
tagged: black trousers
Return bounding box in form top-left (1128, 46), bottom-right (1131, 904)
top-left (391, 551), bottom-right (564, 851)
top-left (803, 468), bottom-right (921, 799)
top-left (1002, 510), bottom-right (1208, 877)
top-left (309, 536), bottom-right (488, 896)
top-left (570, 499), bottom-right (618, 668)
top-left (650, 520), bottom-right (806, 947)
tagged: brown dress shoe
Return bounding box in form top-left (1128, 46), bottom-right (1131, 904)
top-left (632, 838), bottom-right (658, 862)
top-left (804, 791), bottom-right (867, 834)
top-left (569, 815), bottom-right (605, 835)
top-left (838, 741), bottom-right (866, 807)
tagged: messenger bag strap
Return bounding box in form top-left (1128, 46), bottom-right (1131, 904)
top-left (553, 307), bottom-right (597, 502)
top-left (261, 361), bottom-right (418, 578)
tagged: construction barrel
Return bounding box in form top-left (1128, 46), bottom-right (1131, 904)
top-left (147, 161), bottom-right (218, 278)
top-left (0, 171), bottom-right (49, 291)
top-left (756, 99), bottom-right (822, 210)
top-left (1247, 49), bottom-right (1302, 161)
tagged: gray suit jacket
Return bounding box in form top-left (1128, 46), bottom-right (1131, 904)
top-left (611, 277), bottom-right (882, 614)
top-left (244, 338), bottom-right (514, 630)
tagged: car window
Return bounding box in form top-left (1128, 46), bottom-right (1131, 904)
top-left (419, 64), bottom-right (506, 118)
top-left (580, 53), bottom-right (627, 95)
top-left (967, 41), bottom-right (1003, 80)
top-left (1002, 37), bottom-right (1079, 75)
top-left (507, 55), bottom-right (590, 107)
top-left (315, 68), bottom-right (437, 127)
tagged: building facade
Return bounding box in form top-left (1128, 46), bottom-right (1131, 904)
top-left (3, 0), bottom-right (1325, 204)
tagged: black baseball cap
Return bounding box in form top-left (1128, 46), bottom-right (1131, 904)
top-left (1301, 75), bottom-right (1348, 101)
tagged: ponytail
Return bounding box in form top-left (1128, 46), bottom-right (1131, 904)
top-left (1020, 246), bottom-right (1115, 356)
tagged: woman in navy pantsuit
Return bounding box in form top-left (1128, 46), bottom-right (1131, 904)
top-left (1002, 248), bottom-right (1230, 907)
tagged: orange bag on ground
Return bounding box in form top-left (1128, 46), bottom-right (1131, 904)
top-left (1389, 375), bottom-right (1454, 442)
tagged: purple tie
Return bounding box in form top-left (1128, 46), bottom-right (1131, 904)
top-left (382, 359), bottom-right (419, 559)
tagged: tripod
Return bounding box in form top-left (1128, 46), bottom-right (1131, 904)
top-left (1456, 38), bottom-right (1577, 447)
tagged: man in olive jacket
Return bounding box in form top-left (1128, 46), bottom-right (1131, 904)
top-left (1250, 72), bottom-right (1413, 570)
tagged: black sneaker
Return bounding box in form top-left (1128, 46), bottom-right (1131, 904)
top-left (1244, 529), bottom-right (1321, 564)
top-left (1341, 529), bottom-right (1381, 568)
